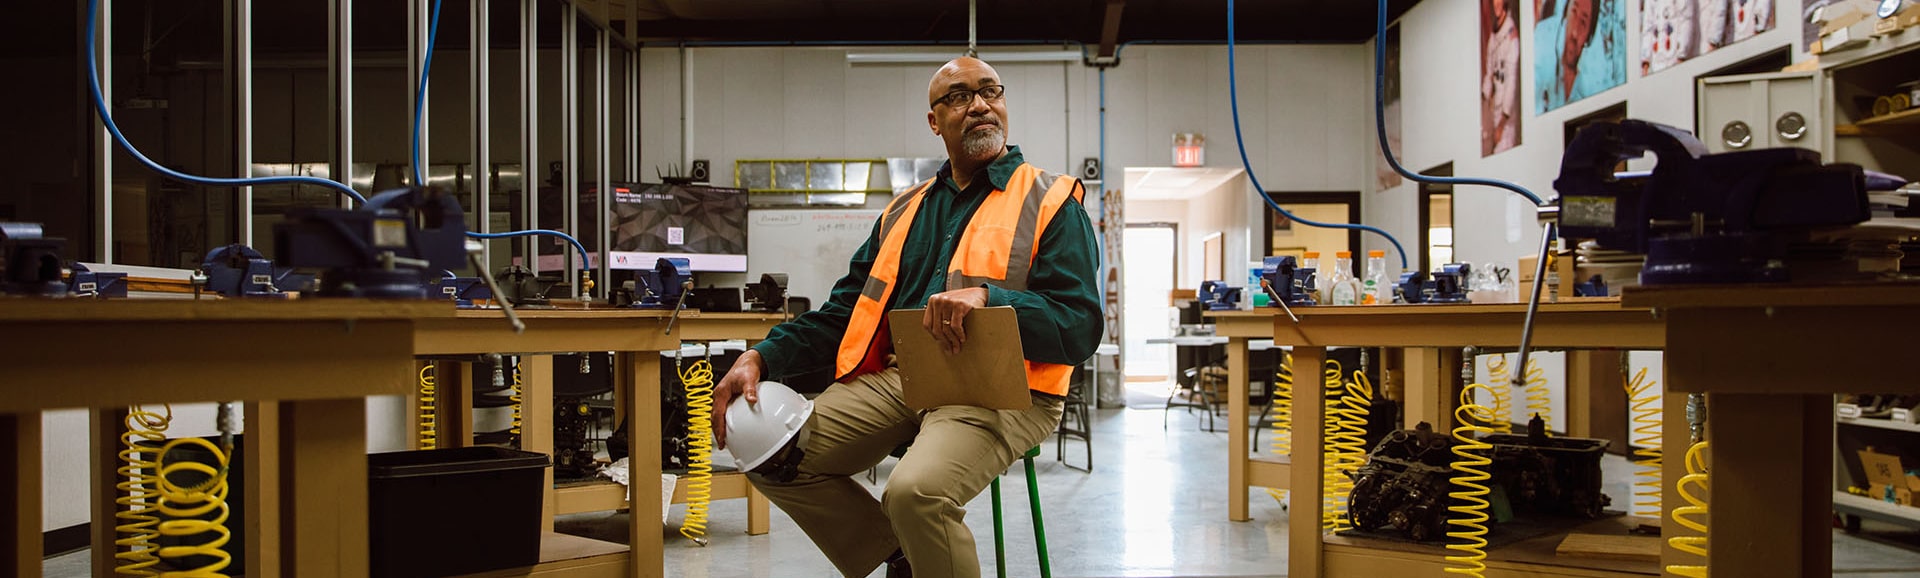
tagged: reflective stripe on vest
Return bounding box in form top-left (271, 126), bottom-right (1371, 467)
top-left (834, 164), bottom-right (1083, 397)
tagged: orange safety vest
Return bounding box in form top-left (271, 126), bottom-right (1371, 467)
top-left (835, 163), bottom-right (1085, 397)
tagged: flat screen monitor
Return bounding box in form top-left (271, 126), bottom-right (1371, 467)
top-left (606, 182), bottom-right (748, 272)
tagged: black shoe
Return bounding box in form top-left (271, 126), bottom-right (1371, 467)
top-left (885, 549), bottom-right (912, 578)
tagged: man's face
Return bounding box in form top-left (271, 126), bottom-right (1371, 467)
top-left (926, 57), bottom-right (1009, 166)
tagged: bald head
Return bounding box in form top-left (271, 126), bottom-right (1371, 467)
top-left (927, 57), bottom-right (1000, 106)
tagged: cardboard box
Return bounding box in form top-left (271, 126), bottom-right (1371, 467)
top-left (1858, 448), bottom-right (1920, 505)
top-left (1517, 251), bottom-right (1578, 299)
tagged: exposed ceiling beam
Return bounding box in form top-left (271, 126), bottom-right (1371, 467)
top-left (1096, 0), bottom-right (1124, 58)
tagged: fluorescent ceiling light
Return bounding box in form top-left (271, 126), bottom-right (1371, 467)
top-left (846, 51), bottom-right (1082, 65)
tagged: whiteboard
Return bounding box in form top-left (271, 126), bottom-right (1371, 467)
top-left (748, 209), bottom-right (881, 308)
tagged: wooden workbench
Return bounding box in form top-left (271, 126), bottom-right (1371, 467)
top-left (1624, 281), bottom-right (1920, 578)
top-left (0, 299), bottom-right (449, 578)
top-left (412, 308), bottom-right (785, 578)
top-left (1211, 300), bottom-right (1666, 578)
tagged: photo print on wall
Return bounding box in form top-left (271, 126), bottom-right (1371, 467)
top-left (1641, 0), bottom-right (1776, 75)
top-left (1483, 0), bottom-right (1525, 156)
top-left (1536, 0), bottom-right (1629, 113)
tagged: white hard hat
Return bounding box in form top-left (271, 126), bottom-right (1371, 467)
top-left (724, 381), bottom-right (813, 472)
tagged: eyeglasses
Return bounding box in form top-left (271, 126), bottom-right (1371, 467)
top-left (931, 85), bottom-right (1007, 109)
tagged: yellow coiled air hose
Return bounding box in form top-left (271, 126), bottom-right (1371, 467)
top-left (153, 436), bottom-right (234, 577)
top-left (1624, 366), bottom-right (1662, 518)
top-left (1521, 358), bottom-right (1552, 433)
top-left (418, 364), bottom-right (437, 449)
top-left (1668, 441), bottom-right (1711, 577)
top-left (117, 406), bottom-right (173, 576)
top-left (678, 356), bottom-right (717, 545)
top-left (1483, 356), bottom-right (1513, 434)
top-left (511, 361), bottom-right (524, 443)
top-left (1321, 361), bottom-right (1373, 532)
top-left (1266, 352), bottom-right (1293, 505)
top-left (117, 405), bottom-right (235, 577)
top-left (1445, 383), bottom-right (1498, 578)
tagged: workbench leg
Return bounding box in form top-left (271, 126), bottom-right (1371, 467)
top-left (1566, 350), bottom-right (1626, 444)
top-left (1228, 335), bottom-right (1252, 522)
top-left (1660, 391), bottom-right (1695, 571)
top-left (90, 408), bottom-right (124, 576)
top-left (281, 398), bottom-right (368, 577)
top-left (245, 401), bottom-right (282, 578)
top-left (1706, 393), bottom-right (1830, 578)
top-left (407, 359), bottom-right (430, 450)
top-left (1289, 346), bottom-right (1327, 578)
top-left (1402, 347), bottom-right (1446, 430)
top-left (3, 413), bottom-right (41, 578)
top-left (747, 485), bottom-right (771, 536)
top-left (434, 361), bottom-right (475, 448)
top-left (520, 355), bottom-right (557, 533)
top-left (624, 352), bottom-right (664, 578)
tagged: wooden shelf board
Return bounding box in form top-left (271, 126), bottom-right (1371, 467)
top-left (0, 298), bottom-right (452, 322)
top-left (1248, 455), bottom-right (1291, 489)
top-left (554, 472), bottom-right (755, 515)
top-left (1622, 281), bottom-right (1920, 309)
top-left (455, 532), bottom-right (630, 577)
top-left (1321, 516), bottom-right (1661, 577)
top-left (1838, 416), bottom-right (1920, 434)
top-left (1835, 492), bottom-right (1920, 525)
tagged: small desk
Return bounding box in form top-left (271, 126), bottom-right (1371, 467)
top-left (413, 308), bottom-right (783, 578)
top-left (1212, 301), bottom-right (1665, 578)
top-left (1, 299), bottom-right (448, 578)
top-left (1624, 281), bottom-right (1920, 578)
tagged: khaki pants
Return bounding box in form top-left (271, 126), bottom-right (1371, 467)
top-left (746, 367), bottom-right (1063, 578)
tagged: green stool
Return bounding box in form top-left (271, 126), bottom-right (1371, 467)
top-left (991, 446), bottom-right (1050, 578)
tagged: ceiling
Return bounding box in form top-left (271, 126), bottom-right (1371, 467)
top-left (7, 0), bottom-right (1422, 60)
top-left (1124, 167), bottom-right (1246, 201)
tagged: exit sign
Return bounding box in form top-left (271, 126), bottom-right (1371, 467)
top-left (1172, 133), bottom-right (1205, 167)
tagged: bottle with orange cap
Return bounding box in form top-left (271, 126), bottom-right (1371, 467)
top-left (1328, 251), bottom-right (1362, 305)
top-left (1301, 251), bottom-right (1324, 303)
top-left (1361, 250), bottom-right (1389, 305)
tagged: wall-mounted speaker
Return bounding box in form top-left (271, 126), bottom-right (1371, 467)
top-left (1080, 157), bottom-right (1101, 181)
top-left (690, 160), bottom-right (711, 183)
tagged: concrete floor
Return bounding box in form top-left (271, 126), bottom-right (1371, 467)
top-left (42, 383), bottom-right (1920, 577)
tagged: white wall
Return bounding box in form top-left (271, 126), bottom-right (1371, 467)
top-left (1371, 0), bottom-right (1807, 269)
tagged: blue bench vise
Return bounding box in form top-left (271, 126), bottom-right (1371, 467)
top-left (202, 244), bottom-right (313, 298)
top-left (272, 187), bottom-right (467, 299)
top-left (1396, 263), bottom-right (1471, 304)
top-left (432, 276), bottom-right (493, 307)
top-left (618, 257), bottom-right (693, 309)
top-left (66, 262), bottom-right (127, 299)
top-left (1260, 255), bottom-right (1318, 308)
top-left (1, 222), bottom-right (68, 296)
top-left (1198, 280), bottom-right (1243, 311)
top-left (1554, 119), bottom-right (1869, 285)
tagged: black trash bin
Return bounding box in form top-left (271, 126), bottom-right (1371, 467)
top-left (368, 447), bottom-right (550, 577)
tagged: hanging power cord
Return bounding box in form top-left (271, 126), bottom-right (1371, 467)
top-left (677, 350), bottom-right (717, 545)
top-left (1624, 363), bottom-right (1662, 519)
top-left (1265, 352), bottom-right (1293, 505)
top-left (1445, 381), bottom-right (1499, 578)
top-left (1668, 394), bottom-right (1711, 578)
top-left (419, 363), bottom-right (438, 449)
top-left (116, 406), bottom-right (172, 576)
top-left (1228, 0), bottom-right (1409, 270)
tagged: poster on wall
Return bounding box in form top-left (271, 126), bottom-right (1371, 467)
top-left (1483, 0), bottom-right (1524, 156)
top-left (1374, 24), bottom-right (1404, 191)
top-left (1535, 0), bottom-right (1628, 113)
top-left (1641, 0), bottom-right (1776, 75)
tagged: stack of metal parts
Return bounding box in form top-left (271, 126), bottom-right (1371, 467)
top-left (1346, 418), bottom-right (1611, 542)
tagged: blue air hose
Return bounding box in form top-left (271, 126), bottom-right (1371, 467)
top-left (1228, 0), bottom-right (1410, 270)
top-left (1373, 0), bottom-right (1546, 206)
top-left (84, 0), bottom-right (368, 205)
top-left (411, 0), bottom-right (444, 187)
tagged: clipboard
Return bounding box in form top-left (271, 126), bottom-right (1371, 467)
top-left (887, 307), bottom-right (1031, 411)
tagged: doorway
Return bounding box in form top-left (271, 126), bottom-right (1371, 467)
top-left (1123, 223), bottom-right (1177, 381)
top-left (1260, 192), bottom-right (1363, 273)
top-left (1419, 164), bottom-right (1455, 273)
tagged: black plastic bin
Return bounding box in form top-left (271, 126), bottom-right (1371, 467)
top-left (368, 447), bottom-right (550, 577)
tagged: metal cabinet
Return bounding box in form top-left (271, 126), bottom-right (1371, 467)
top-left (1697, 71), bottom-right (1825, 155)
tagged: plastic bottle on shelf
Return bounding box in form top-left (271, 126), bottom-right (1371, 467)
top-left (1328, 251), bottom-right (1362, 306)
top-left (1301, 251), bottom-right (1323, 303)
top-left (1361, 250), bottom-right (1389, 305)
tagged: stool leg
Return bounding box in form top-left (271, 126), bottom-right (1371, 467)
top-left (1026, 455), bottom-right (1050, 578)
top-left (992, 477), bottom-right (1006, 578)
